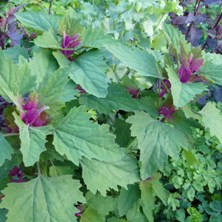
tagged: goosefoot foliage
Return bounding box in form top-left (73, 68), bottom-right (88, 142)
top-left (0, 0), bottom-right (222, 222)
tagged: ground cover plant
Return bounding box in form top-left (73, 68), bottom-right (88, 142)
top-left (0, 0), bottom-right (222, 221)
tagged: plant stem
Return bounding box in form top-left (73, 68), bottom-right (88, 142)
top-left (48, 0), bottom-right (53, 15)
top-left (3, 133), bottom-right (19, 137)
top-left (36, 161), bottom-right (41, 176)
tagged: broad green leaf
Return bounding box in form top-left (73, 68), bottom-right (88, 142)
top-left (140, 181), bottom-right (155, 222)
top-left (105, 42), bottom-right (161, 79)
top-left (53, 107), bottom-right (128, 165)
top-left (0, 51), bottom-right (35, 105)
top-left (167, 66), bottom-right (207, 108)
top-left (34, 30), bottom-right (60, 49)
top-left (14, 114), bottom-right (51, 167)
top-left (29, 49), bottom-right (58, 87)
top-left (114, 119), bottom-right (132, 147)
top-left (80, 207), bottom-right (104, 222)
top-left (53, 51), bottom-right (70, 68)
top-left (82, 29), bottom-right (114, 48)
top-left (0, 209), bottom-right (7, 222)
top-left (107, 218), bottom-right (127, 222)
top-left (118, 185), bottom-right (140, 217)
top-left (86, 192), bottom-right (117, 218)
top-left (126, 201), bottom-right (146, 222)
top-left (201, 52), bottom-right (222, 86)
top-left (15, 11), bottom-right (58, 33)
top-left (127, 112), bottom-right (190, 179)
top-left (68, 50), bottom-right (108, 98)
top-left (37, 68), bottom-right (69, 110)
top-left (81, 157), bottom-right (139, 196)
top-left (49, 165), bottom-right (74, 177)
top-left (79, 84), bottom-right (141, 114)
top-left (0, 175), bottom-right (85, 222)
top-left (59, 8), bottom-right (84, 36)
top-left (3, 46), bottom-right (29, 63)
top-left (199, 102), bottom-right (222, 144)
top-left (0, 134), bottom-right (13, 166)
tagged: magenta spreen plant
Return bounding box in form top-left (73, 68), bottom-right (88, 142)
top-left (0, 1), bottom-right (222, 222)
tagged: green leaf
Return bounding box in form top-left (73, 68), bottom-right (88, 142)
top-left (49, 165), bottom-right (74, 177)
top-left (59, 8), bottom-right (84, 36)
top-left (140, 181), bottom-right (155, 222)
top-left (15, 11), bottom-right (58, 33)
top-left (81, 157), bottom-right (139, 196)
top-left (29, 49), bottom-right (58, 88)
top-left (53, 107), bottom-right (128, 165)
top-left (167, 66), bottom-right (207, 108)
top-left (82, 29), bottom-right (114, 48)
top-left (79, 84), bottom-right (141, 114)
top-left (0, 175), bottom-right (85, 222)
top-left (86, 192), bottom-right (117, 218)
top-left (0, 209), bottom-right (7, 222)
top-left (118, 185), bottom-right (140, 217)
top-left (34, 30), bottom-right (60, 49)
top-left (127, 111), bottom-right (190, 179)
top-left (37, 68), bottom-right (69, 110)
top-left (3, 46), bottom-right (29, 63)
top-left (14, 114), bottom-right (51, 167)
top-left (0, 51), bottom-right (35, 104)
top-left (80, 207), bottom-right (104, 222)
top-left (114, 119), bottom-right (132, 147)
top-left (201, 52), bottom-right (222, 86)
top-left (126, 201), bottom-right (146, 222)
top-left (199, 102), bottom-right (222, 144)
top-left (68, 50), bottom-right (108, 98)
top-left (107, 218), bottom-right (127, 222)
top-left (0, 134), bottom-right (13, 167)
top-left (105, 42), bottom-right (161, 79)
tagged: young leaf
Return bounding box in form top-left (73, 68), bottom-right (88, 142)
top-left (104, 42), bottom-right (161, 79)
top-left (68, 50), bottom-right (108, 98)
top-left (53, 107), bottom-right (128, 165)
top-left (15, 11), bottom-right (58, 33)
top-left (199, 102), bottom-right (222, 144)
top-left (0, 133), bottom-right (13, 166)
top-left (0, 51), bottom-right (35, 104)
top-left (167, 66), bottom-right (207, 107)
top-left (0, 175), bottom-right (85, 222)
top-left (127, 111), bottom-right (190, 179)
top-left (81, 157), bottom-right (139, 196)
top-left (14, 114), bottom-right (51, 167)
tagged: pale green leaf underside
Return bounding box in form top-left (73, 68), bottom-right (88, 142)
top-left (0, 134), bottom-right (13, 166)
top-left (167, 66), bottom-right (207, 107)
top-left (127, 112), bottom-right (190, 179)
top-left (68, 50), bottom-right (108, 98)
top-left (105, 42), bottom-right (161, 79)
top-left (53, 107), bottom-right (127, 165)
top-left (0, 175), bottom-right (85, 222)
top-left (200, 102), bottom-right (222, 144)
top-left (201, 52), bottom-right (222, 86)
top-left (14, 114), bottom-right (51, 167)
top-left (0, 51), bottom-right (35, 104)
top-left (15, 11), bottom-right (58, 33)
top-left (81, 157), bottom-right (139, 196)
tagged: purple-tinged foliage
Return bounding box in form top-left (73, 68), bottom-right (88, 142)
top-left (159, 79), bottom-right (171, 97)
top-left (159, 106), bottom-right (176, 120)
top-left (127, 88), bottom-right (140, 98)
top-left (74, 204), bottom-right (84, 218)
top-left (178, 55), bottom-right (203, 83)
top-left (20, 95), bottom-right (49, 127)
top-left (9, 166), bottom-right (27, 183)
top-left (61, 33), bottom-right (81, 61)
